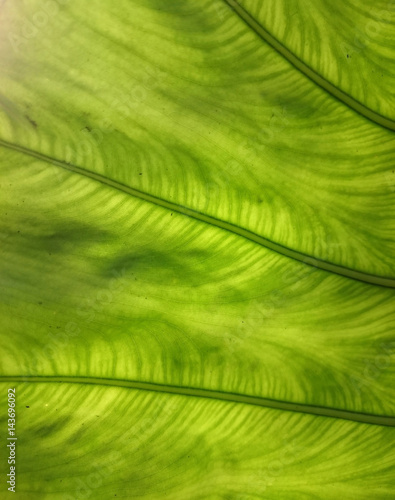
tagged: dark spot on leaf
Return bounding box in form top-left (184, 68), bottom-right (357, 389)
top-left (25, 114), bottom-right (37, 128)
top-left (26, 406), bottom-right (29, 408)
top-left (36, 417), bottom-right (72, 438)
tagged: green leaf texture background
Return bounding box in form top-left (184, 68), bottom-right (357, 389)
top-left (0, 0), bottom-right (394, 498)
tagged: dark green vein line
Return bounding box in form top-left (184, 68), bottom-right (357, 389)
top-left (2, 375), bottom-right (395, 427)
top-left (1, 138), bottom-right (394, 287)
top-left (223, 0), bottom-right (395, 132)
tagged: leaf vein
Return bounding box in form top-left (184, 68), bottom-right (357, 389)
top-left (1, 375), bottom-right (394, 427)
top-left (1, 138), bottom-right (394, 287)
top-left (223, 0), bottom-right (395, 131)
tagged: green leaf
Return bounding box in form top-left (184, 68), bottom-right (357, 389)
top-left (232, 0), bottom-right (395, 124)
top-left (0, 1), bottom-right (394, 498)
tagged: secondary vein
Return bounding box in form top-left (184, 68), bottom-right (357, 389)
top-left (1, 138), bottom-right (394, 288)
top-left (1, 375), bottom-right (395, 427)
top-left (223, 0), bottom-right (395, 132)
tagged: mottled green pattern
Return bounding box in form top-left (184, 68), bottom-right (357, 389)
top-left (237, 0), bottom-right (395, 121)
top-left (1, 383), bottom-right (395, 499)
top-left (0, 0), bottom-right (394, 498)
top-left (1, 150), bottom-right (395, 417)
top-left (0, 0), bottom-right (395, 275)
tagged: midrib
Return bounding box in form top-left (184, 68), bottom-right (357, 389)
top-left (1, 375), bottom-right (395, 427)
top-left (1, 138), bottom-right (394, 288)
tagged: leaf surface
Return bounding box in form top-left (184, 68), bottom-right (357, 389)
top-left (1, 0), bottom-right (395, 278)
top-left (234, 0), bottom-right (395, 123)
top-left (0, 0), bottom-right (394, 498)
